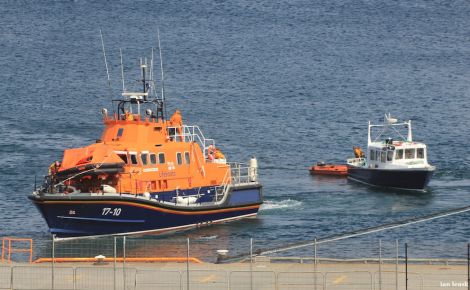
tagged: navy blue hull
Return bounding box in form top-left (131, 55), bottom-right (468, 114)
top-left (348, 167), bottom-right (434, 190)
top-left (29, 185), bottom-right (263, 238)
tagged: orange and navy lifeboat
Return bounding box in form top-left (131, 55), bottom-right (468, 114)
top-left (309, 162), bottom-right (348, 176)
top-left (28, 52), bottom-right (263, 238)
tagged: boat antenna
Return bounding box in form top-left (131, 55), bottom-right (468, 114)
top-left (99, 29), bottom-right (113, 100)
top-left (119, 48), bottom-right (126, 92)
top-left (141, 58), bottom-right (145, 93)
top-left (157, 28), bottom-right (167, 120)
top-left (150, 47), bottom-right (158, 98)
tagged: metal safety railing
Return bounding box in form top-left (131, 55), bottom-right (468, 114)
top-left (346, 157), bottom-right (366, 167)
top-left (215, 162), bottom-right (258, 200)
top-left (167, 125), bottom-right (215, 158)
top-left (228, 162), bottom-right (257, 185)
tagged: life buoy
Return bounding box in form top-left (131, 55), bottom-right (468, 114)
top-left (207, 145), bottom-right (215, 161)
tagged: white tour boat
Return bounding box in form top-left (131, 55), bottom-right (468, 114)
top-left (347, 114), bottom-right (435, 191)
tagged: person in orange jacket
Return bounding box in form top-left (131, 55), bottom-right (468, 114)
top-left (169, 110), bottom-right (183, 140)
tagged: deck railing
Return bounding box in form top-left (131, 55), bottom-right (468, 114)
top-left (347, 157), bottom-right (366, 167)
top-left (229, 162), bottom-right (258, 185)
top-left (167, 125), bottom-right (215, 159)
top-left (215, 162), bottom-right (258, 199)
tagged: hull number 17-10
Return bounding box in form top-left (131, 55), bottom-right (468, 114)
top-left (102, 208), bottom-right (122, 216)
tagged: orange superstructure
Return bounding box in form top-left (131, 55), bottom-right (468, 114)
top-left (55, 108), bottom-right (229, 195)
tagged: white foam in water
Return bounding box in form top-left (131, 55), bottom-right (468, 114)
top-left (431, 179), bottom-right (470, 187)
top-left (195, 235), bottom-right (218, 240)
top-left (260, 199), bottom-right (303, 211)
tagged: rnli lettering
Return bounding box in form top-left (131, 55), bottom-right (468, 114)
top-left (159, 171), bottom-right (176, 178)
top-left (102, 208), bottom-right (122, 216)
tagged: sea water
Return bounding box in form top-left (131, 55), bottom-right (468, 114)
top-left (1, 0), bottom-right (470, 260)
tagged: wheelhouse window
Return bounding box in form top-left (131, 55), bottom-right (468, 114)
top-left (158, 153), bottom-right (165, 164)
top-left (185, 152), bottom-right (190, 164)
top-left (387, 150), bottom-right (393, 162)
top-left (417, 148), bottom-right (424, 159)
top-left (405, 148), bottom-right (415, 159)
top-left (150, 153), bottom-right (157, 164)
top-left (141, 153), bottom-right (148, 165)
top-left (130, 153), bottom-right (138, 165)
top-left (117, 154), bottom-right (128, 164)
top-left (370, 150), bottom-right (375, 161)
top-left (380, 151), bottom-right (386, 163)
top-left (176, 152), bottom-right (183, 165)
top-left (117, 128), bottom-right (124, 138)
top-left (396, 149), bottom-right (403, 160)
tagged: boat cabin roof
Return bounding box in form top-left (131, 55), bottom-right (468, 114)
top-left (369, 140), bottom-right (427, 150)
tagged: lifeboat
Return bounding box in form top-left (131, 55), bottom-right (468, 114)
top-left (28, 45), bottom-right (263, 238)
top-left (309, 162), bottom-right (348, 176)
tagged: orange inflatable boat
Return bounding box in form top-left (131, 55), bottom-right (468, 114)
top-left (309, 162), bottom-right (348, 176)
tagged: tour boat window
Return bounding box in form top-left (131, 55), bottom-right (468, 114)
top-left (150, 153), bottom-right (157, 164)
top-left (405, 148), bottom-right (415, 159)
top-left (130, 154), bottom-right (138, 165)
top-left (370, 150), bottom-right (375, 161)
top-left (117, 128), bottom-right (124, 138)
top-left (141, 153), bottom-right (148, 165)
top-left (387, 150), bottom-right (393, 162)
top-left (185, 152), bottom-right (190, 164)
top-left (417, 148), bottom-right (424, 159)
top-left (380, 151), bottom-right (387, 163)
top-left (117, 154), bottom-right (128, 164)
top-left (396, 149), bottom-right (403, 160)
top-left (176, 152), bottom-right (183, 165)
top-left (158, 153), bottom-right (165, 164)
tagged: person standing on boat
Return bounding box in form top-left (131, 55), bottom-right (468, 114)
top-left (47, 161), bottom-right (60, 193)
top-left (214, 148), bottom-right (225, 160)
top-left (353, 146), bottom-right (365, 158)
top-left (169, 109), bottom-right (183, 141)
top-left (48, 161), bottom-right (60, 176)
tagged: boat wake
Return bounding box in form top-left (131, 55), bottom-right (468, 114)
top-left (431, 179), bottom-right (470, 187)
top-left (260, 199), bottom-right (302, 211)
top-left (195, 235), bottom-right (218, 241)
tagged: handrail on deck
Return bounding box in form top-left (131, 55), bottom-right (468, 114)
top-left (347, 157), bottom-right (366, 166)
top-left (167, 125), bottom-right (215, 158)
top-left (1, 237), bottom-right (33, 264)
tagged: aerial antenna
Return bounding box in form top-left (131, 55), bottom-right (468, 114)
top-left (150, 49), bottom-right (153, 91)
top-left (119, 48), bottom-right (126, 92)
top-left (99, 29), bottom-right (113, 99)
top-left (157, 28), bottom-right (167, 119)
top-left (150, 47), bottom-right (158, 98)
